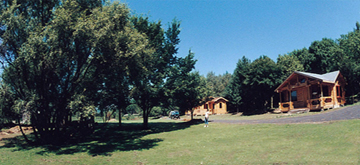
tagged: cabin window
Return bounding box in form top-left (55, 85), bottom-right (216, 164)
top-left (337, 86), bottom-right (343, 97)
top-left (322, 86), bottom-right (330, 97)
top-left (204, 104), bottom-right (208, 109)
top-left (291, 91), bottom-right (297, 101)
top-left (213, 104), bottom-right (215, 109)
top-left (300, 78), bottom-right (306, 83)
top-left (219, 103), bottom-right (222, 108)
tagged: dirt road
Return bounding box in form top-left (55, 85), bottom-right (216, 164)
top-left (212, 105), bottom-right (360, 124)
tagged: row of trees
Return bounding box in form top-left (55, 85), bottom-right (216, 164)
top-left (225, 23), bottom-right (360, 114)
top-left (0, 0), bottom-right (206, 144)
top-left (1, 0), bottom-right (360, 144)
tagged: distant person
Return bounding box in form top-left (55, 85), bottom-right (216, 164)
top-left (204, 110), bottom-right (209, 127)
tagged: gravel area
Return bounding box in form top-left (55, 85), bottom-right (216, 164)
top-left (212, 105), bottom-right (360, 124)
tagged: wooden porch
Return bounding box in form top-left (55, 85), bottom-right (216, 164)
top-left (279, 97), bottom-right (338, 112)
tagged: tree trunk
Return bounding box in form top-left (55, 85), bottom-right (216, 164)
top-left (118, 108), bottom-right (122, 127)
top-left (143, 109), bottom-right (149, 129)
top-left (190, 110), bottom-right (194, 120)
top-left (17, 118), bottom-right (30, 143)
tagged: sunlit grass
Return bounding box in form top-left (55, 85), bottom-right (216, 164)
top-left (1, 118), bottom-right (360, 164)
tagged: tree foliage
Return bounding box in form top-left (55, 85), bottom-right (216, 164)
top-left (277, 53), bottom-right (304, 81)
top-left (130, 17), bottom-right (183, 128)
top-left (166, 51), bottom-right (208, 120)
top-left (0, 0), bottom-right (151, 143)
top-left (225, 56), bottom-right (281, 114)
top-left (205, 71), bottom-right (231, 97)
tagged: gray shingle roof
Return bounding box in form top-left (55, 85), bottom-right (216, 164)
top-left (295, 70), bottom-right (340, 83)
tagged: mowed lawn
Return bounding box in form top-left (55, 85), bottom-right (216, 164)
top-left (1, 118), bottom-right (360, 164)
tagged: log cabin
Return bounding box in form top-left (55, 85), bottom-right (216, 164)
top-left (275, 71), bottom-right (346, 112)
top-left (186, 97), bottom-right (228, 116)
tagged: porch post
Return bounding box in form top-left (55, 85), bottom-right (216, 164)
top-left (333, 85), bottom-right (337, 107)
top-left (307, 85), bottom-right (311, 108)
top-left (320, 83), bottom-right (324, 107)
top-left (279, 91), bottom-right (282, 111)
top-left (289, 90), bottom-right (293, 110)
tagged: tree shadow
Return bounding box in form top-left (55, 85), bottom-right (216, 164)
top-left (0, 119), bottom-right (202, 156)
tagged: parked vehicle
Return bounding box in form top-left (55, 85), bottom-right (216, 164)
top-left (169, 110), bottom-right (180, 119)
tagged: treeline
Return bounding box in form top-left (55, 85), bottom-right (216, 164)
top-left (0, 0), bottom-right (206, 144)
top-left (223, 24), bottom-right (360, 115)
top-left (1, 0), bottom-right (360, 144)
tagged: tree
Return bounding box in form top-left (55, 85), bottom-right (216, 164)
top-left (226, 56), bottom-right (281, 114)
top-left (338, 22), bottom-right (360, 97)
top-left (0, 0), bottom-right (150, 143)
top-left (88, 3), bottom-right (152, 127)
top-left (308, 38), bottom-right (340, 74)
top-left (276, 53), bottom-right (304, 81)
top-left (205, 71), bottom-right (231, 97)
top-left (0, 82), bottom-right (16, 128)
top-left (165, 51), bottom-right (209, 120)
top-left (130, 17), bottom-right (181, 128)
top-left (290, 48), bottom-right (314, 72)
top-left (225, 56), bottom-right (251, 113)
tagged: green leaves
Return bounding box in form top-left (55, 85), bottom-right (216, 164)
top-left (0, 0), bottom-right (157, 142)
top-left (226, 56), bottom-right (281, 114)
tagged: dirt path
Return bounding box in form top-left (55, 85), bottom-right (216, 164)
top-left (212, 105), bottom-right (360, 124)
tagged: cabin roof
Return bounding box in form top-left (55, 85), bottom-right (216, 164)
top-left (211, 97), bottom-right (229, 102)
top-left (295, 70), bottom-right (340, 83)
top-left (275, 70), bottom-right (342, 92)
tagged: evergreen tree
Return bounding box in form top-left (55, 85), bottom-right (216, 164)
top-left (225, 56), bottom-right (251, 113)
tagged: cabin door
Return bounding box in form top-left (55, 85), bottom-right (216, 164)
top-left (296, 87), bottom-right (308, 108)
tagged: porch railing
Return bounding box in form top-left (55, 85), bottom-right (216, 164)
top-left (280, 96), bottom-right (336, 111)
top-left (279, 102), bottom-right (293, 111)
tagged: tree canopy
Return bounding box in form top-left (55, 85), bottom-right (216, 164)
top-left (0, 0), bottom-right (198, 143)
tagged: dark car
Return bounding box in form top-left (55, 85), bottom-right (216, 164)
top-left (169, 110), bottom-right (180, 119)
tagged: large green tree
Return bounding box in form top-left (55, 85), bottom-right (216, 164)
top-left (0, 0), bottom-right (150, 143)
top-left (226, 56), bottom-right (281, 114)
top-left (338, 22), bottom-right (360, 97)
top-left (225, 56), bottom-right (251, 113)
top-left (165, 51), bottom-right (209, 120)
top-left (308, 38), bottom-right (340, 74)
top-left (130, 17), bottom-right (182, 128)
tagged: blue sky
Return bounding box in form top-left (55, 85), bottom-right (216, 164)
top-left (120, 0), bottom-right (360, 76)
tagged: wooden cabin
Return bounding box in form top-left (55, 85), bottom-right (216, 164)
top-left (186, 97), bottom-right (228, 116)
top-left (275, 71), bottom-right (346, 112)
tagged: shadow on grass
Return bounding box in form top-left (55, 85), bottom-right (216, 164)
top-left (0, 119), bottom-right (203, 156)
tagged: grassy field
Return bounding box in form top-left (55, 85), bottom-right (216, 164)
top-left (1, 117), bottom-right (359, 164)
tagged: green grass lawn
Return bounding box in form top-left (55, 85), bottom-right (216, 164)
top-left (1, 118), bottom-right (359, 164)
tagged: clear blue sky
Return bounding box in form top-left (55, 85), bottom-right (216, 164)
top-left (119, 0), bottom-right (360, 76)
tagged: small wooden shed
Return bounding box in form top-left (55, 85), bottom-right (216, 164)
top-left (186, 97), bottom-right (228, 116)
top-left (275, 71), bottom-right (346, 112)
